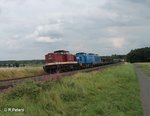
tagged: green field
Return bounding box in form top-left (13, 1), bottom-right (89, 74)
top-left (0, 64), bottom-right (143, 116)
top-left (0, 67), bottom-right (45, 80)
top-left (140, 63), bottom-right (150, 76)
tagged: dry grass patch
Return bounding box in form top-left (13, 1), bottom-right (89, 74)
top-left (0, 67), bottom-right (45, 80)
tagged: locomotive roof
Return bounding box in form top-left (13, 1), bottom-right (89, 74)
top-left (76, 52), bottom-right (86, 55)
top-left (88, 53), bottom-right (94, 55)
top-left (54, 50), bottom-right (69, 53)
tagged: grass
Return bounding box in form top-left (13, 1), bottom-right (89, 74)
top-left (0, 64), bottom-right (143, 116)
top-left (24, 63), bottom-right (44, 67)
top-left (0, 67), bottom-right (45, 80)
top-left (139, 63), bottom-right (150, 76)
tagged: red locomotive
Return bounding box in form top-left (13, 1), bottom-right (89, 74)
top-left (43, 50), bottom-right (78, 73)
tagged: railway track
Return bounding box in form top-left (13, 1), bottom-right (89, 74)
top-left (0, 62), bottom-right (124, 92)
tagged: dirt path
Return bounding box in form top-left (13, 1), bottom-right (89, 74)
top-left (134, 63), bottom-right (150, 116)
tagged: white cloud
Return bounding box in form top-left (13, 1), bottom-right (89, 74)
top-left (36, 36), bottom-right (61, 43)
top-left (111, 37), bottom-right (125, 48)
top-left (25, 22), bottom-right (63, 43)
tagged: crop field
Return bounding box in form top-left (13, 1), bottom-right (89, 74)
top-left (0, 67), bottom-right (45, 80)
top-left (24, 63), bottom-right (44, 67)
top-left (139, 63), bottom-right (150, 77)
top-left (0, 64), bottom-right (143, 116)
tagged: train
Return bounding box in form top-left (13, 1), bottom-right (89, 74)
top-left (43, 50), bottom-right (115, 73)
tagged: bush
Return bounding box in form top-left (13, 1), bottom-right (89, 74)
top-left (6, 81), bottom-right (42, 100)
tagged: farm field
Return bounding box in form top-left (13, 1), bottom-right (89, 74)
top-left (0, 67), bottom-right (45, 80)
top-left (0, 64), bottom-right (143, 116)
top-left (23, 63), bottom-right (44, 67)
top-left (139, 63), bottom-right (150, 77)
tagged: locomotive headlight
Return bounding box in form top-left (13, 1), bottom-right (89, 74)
top-left (76, 57), bottom-right (79, 59)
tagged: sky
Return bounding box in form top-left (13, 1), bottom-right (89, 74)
top-left (0, 0), bottom-right (149, 60)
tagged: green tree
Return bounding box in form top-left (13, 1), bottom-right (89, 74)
top-left (13, 62), bottom-right (20, 67)
top-left (127, 47), bottom-right (150, 63)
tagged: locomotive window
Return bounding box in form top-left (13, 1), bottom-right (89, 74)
top-left (80, 57), bottom-right (82, 61)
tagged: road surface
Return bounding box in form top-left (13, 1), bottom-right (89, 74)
top-left (134, 63), bottom-right (150, 116)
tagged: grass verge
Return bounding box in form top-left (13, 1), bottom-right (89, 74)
top-left (0, 67), bottom-right (45, 80)
top-left (139, 63), bottom-right (150, 77)
top-left (0, 64), bottom-right (143, 116)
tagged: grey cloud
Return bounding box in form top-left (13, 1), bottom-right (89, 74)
top-left (0, 0), bottom-right (149, 60)
top-left (39, 32), bottom-right (62, 39)
top-left (103, 0), bottom-right (150, 26)
top-left (0, 8), bottom-right (2, 15)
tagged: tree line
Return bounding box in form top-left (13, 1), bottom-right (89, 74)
top-left (126, 47), bottom-right (150, 63)
top-left (0, 60), bottom-right (45, 67)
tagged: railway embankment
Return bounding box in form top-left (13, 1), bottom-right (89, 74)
top-left (0, 63), bottom-right (143, 116)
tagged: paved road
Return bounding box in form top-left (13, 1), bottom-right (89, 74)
top-left (134, 64), bottom-right (150, 116)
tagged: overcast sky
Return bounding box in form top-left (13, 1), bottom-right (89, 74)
top-left (0, 0), bottom-right (149, 60)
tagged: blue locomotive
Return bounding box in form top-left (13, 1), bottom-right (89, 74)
top-left (75, 52), bottom-right (102, 68)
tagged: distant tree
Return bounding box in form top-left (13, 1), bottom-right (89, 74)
top-left (112, 54), bottom-right (126, 59)
top-left (0, 60), bottom-right (44, 67)
top-left (13, 62), bottom-right (20, 67)
top-left (126, 47), bottom-right (150, 63)
top-left (8, 64), bottom-right (11, 67)
top-left (3, 64), bottom-right (7, 67)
